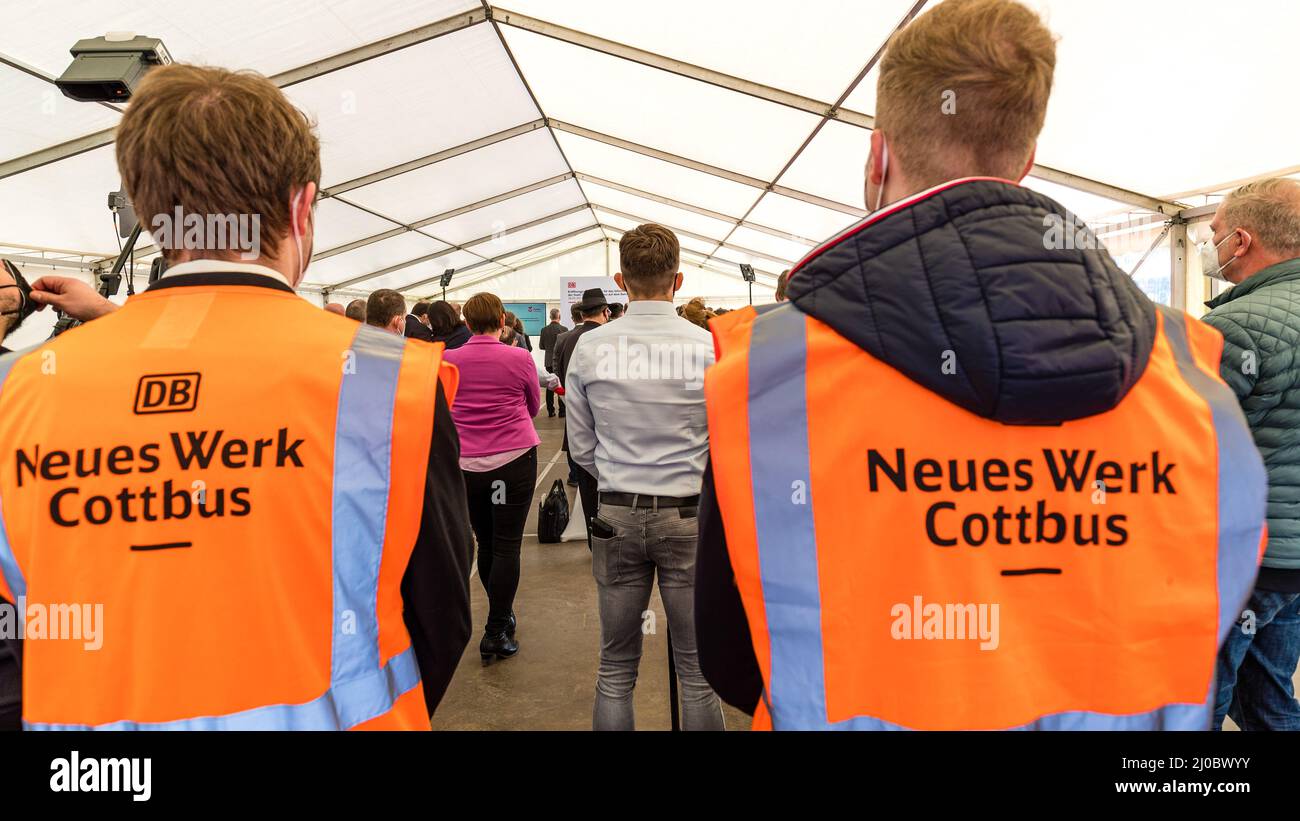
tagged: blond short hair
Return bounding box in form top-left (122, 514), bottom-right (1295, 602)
top-left (116, 64), bottom-right (320, 262)
top-left (876, 0), bottom-right (1057, 189)
top-left (1223, 179), bottom-right (1300, 256)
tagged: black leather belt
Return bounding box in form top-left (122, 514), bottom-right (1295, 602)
top-left (600, 492), bottom-right (700, 509)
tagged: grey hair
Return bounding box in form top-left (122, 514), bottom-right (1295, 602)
top-left (1224, 178), bottom-right (1300, 256)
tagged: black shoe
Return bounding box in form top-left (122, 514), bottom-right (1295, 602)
top-left (566, 478), bottom-right (577, 487)
top-left (480, 631), bottom-right (518, 663)
top-left (548, 410), bottom-right (556, 417)
top-left (559, 411), bottom-right (566, 418)
top-left (506, 612), bottom-right (517, 638)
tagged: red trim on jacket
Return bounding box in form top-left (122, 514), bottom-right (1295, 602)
top-left (788, 177), bottom-right (1020, 282)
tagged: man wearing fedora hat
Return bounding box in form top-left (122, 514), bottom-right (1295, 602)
top-left (556, 287), bottom-right (611, 546)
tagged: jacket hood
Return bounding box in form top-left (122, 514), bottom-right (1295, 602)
top-left (786, 179), bottom-right (1157, 425)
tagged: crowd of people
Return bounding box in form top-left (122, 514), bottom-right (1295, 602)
top-left (0, 0), bottom-right (1298, 733)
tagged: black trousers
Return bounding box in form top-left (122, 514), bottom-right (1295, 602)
top-left (566, 453), bottom-right (599, 552)
top-left (0, 703), bottom-right (17, 732)
top-left (462, 447), bottom-right (537, 634)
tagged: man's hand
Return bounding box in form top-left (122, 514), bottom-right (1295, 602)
top-left (28, 276), bottom-right (119, 321)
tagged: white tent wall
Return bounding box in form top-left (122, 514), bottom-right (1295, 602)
top-left (2, 0), bottom-right (1297, 322)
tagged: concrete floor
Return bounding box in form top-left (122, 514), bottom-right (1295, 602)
top-left (429, 412), bottom-right (750, 731)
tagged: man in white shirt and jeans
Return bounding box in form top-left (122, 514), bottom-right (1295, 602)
top-left (564, 223), bottom-right (724, 731)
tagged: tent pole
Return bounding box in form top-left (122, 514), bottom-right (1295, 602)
top-left (1169, 220), bottom-right (1191, 316)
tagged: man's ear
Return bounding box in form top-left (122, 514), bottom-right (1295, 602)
top-left (1234, 228), bottom-right (1253, 259)
top-left (673, 272), bottom-right (683, 293)
top-left (867, 130), bottom-right (887, 185)
top-left (294, 181), bottom-right (318, 234)
top-left (614, 272), bottom-right (625, 292)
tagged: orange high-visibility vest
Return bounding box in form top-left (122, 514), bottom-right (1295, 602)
top-left (704, 302), bottom-right (1267, 730)
top-left (0, 277), bottom-right (457, 730)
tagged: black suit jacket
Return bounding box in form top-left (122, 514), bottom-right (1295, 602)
top-left (539, 321), bottom-right (565, 369)
top-left (405, 315), bottom-right (434, 342)
top-left (555, 321), bottom-right (602, 388)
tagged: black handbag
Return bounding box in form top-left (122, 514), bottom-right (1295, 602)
top-left (537, 479), bottom-right (570, 543)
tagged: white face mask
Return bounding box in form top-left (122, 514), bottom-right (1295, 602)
top-left (290, 187), bottom-right (310, 284)
top-left (1198, 231), bottom-right (1238, 282)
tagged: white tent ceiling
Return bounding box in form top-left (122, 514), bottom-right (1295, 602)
top-left (1, 0), bottom-right (1297, 305)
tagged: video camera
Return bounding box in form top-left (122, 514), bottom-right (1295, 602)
top-left (55, 33), bottom-right (172, 102)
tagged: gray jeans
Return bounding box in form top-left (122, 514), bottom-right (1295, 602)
top-left (591, 502), bottom-right (725, 731)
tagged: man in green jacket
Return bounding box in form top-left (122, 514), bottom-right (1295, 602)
top-left (1201, 177), bottom-right (1300, 730)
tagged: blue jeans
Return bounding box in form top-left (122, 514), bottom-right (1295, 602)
top-left (1214, 587), bottom-right (1300, 731)
top-left (591, 502), bottom-right (725, 731)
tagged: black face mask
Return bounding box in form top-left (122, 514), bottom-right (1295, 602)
top-left (0, 261), bottom-right (37, 327)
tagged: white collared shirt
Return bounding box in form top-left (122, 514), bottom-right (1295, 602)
top-left (564, 300), bottom-right (715, 497)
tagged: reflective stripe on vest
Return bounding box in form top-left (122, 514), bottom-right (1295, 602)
top-left (0, 349), bottom-right (28, 601)
top-left (1156, 306), bottom-right (1265, 647)
top-left (12, 324), bottom-right (420, 731)
top-left (744, 303), bottom-right (1263, 731)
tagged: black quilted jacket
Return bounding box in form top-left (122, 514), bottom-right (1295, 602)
top-left (788, 178), bottom-right (1157, 425)
top-left (1203, 259), bottom-right (1300, 571)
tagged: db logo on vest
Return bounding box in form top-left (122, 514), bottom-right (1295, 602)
top-left (134, 373), bottom-right (201, 415)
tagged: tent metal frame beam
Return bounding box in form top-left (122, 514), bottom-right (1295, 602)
top-left (132, 125), bottom-right (566, 262)
top-left (0, 8), bottom-right (488, 181)
top-left (1169, 221), bottom-right (1189, 312)
top-left (435, 236), bottom-right (607, 297)
top-left (592, 205), bottom-right (793, 272)
top-left (697, 0), bottom-right (928, 269)
top-left (407, 224), bottom-right (602, 294)
top-left (494, 5), bottom-right (1183, 217)
top-left (321, 118), bottom-right (545, 197)
top-left (329, 204), bottom-right (591, 290)
top-left (272, 8), bottom-right (487, 87)
top-left (315, 171), bottom-right (574, 260)
top-left (0, 239), bottom-right (118, 258)
top-left (1177, 203), bottom-right (1218, 224)
top-left (1028, 166), bottom-right (1183, 217)
top-left (324, 194), bottom-right (501, 281)
top-left (550, 119), bottom-right (867, 218)
top-left (1163, 164), bottom-right (1300, 203)
top-left (0, 253), bottom-right (98, 272)
top-left (2, 3), bottom-right (1186, 228)
top-left (482, 0), bottom-right (603, 248)
top-left (575, 173), bottom-right (819, 246)
top-left (1, 1), bottom-right (1194, 291)
top-left (490, 6), bottom-right (872, 129)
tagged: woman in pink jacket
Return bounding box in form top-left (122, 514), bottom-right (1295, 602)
top-left (443, 293), bottom-right (541, 663)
